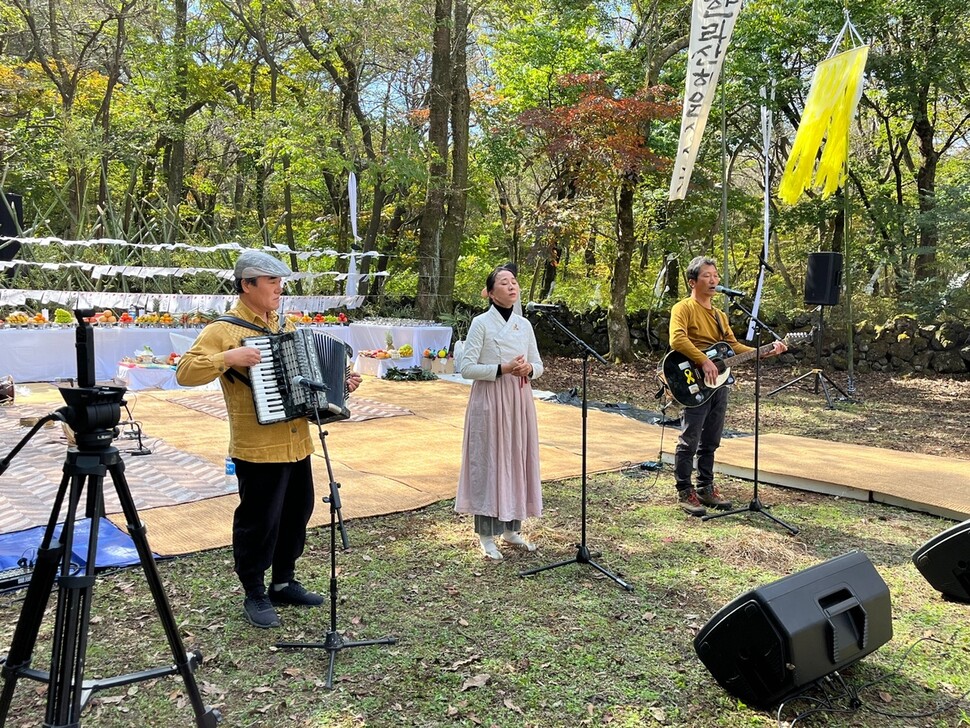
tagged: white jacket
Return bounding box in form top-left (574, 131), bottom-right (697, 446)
top-left (459, 306), bottom-right (543, 381)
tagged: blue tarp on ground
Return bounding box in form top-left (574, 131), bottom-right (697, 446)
top-left (0, 517), bottom-right (151, 577)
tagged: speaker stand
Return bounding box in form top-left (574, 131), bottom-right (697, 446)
top-left (766, 306), bottom-right (849, 409)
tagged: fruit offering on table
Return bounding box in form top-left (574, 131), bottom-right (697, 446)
top-left (136, 312), bottom-right (159, 325)
top-left (6, 312), bottom-right (30, 325)
top-left (360, 349), bottom-right (392, 359)
top-left (285, 313), bottom-right (302, 324)
top-left (422, 348), bottom-right (433, 359)
top-left (398, 344), bottom-right (413, 357)
top-left (32, 312), bottom-right (48, 324)
top-left (437, 349), bottom-right (448, 359)
top-left (53, 308), bottom-right (75, 324)
top-left (97, 310), bottom-right (118, 324)
top-left (166, 351), bottom-right (180, 365)
top-left (159, 312), bottom-right (174, 325)
top-left (337, 312), bottom-right (348, 324)
top-left (119, 311), bottom-right (134, 324)
top-left (312, 313), bottom-right (326, 323)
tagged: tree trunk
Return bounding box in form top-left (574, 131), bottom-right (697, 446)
top-left (437, 0), bottom-right (470, 316)
top-left (416, 0), bottom-right (453, 319)
top-left (162, 0), bottom-right (188, 243)
top-left (358, 178), bottom-right (390, 298)
top-left (608, 176), bottom-right (636, 362)
top-left (913, 115), bottom-right (939, 281)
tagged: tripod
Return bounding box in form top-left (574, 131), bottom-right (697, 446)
top-left (766, 306), bottom-right (848, 409)
top-left (0, 385), bottom-right (220, 727)
top-left (519, 311), bottom-right (632, 591)
top-left (703, 300), bottom-right (798, 536)
top-left (276, 404), bottom-right (396, 688)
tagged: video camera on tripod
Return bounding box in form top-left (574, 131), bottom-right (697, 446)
top-left (59, 309), bottom-right (126, 449)
top-left (0, 308), bottom-right (220, 727)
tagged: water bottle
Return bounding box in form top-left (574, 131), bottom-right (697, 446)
top-left (224, 456), bottom-right (237, 490)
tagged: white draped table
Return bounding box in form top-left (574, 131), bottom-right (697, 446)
top-left (346, 322), bottom-right (452, 361)
top-left (0, 327), bottom-right (204, 383)
top-left (0, 322), bottom-right (451, 384)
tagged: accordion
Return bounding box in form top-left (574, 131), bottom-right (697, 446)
top-left (244, 329), bottom-right (352, 425)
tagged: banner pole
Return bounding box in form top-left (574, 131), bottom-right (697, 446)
top-left (721, 77), bottom-right (729, 288)
top-left (844, 121), bottom-right (856, 396)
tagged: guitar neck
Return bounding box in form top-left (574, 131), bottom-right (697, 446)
top-left (723, 342), bottom-right (775, 367)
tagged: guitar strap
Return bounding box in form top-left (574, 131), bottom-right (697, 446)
top-left (710, 308), bottom-right (728, 340)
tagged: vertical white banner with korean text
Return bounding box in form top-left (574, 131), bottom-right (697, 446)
top-left (668, 0), bottom-right (742, 201)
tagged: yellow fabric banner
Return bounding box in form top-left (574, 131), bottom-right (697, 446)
top-left (779, 46), bottom-right (869, 205)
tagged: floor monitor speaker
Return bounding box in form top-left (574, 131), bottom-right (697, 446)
top-left (804, 252), bottom-right (843, 306)
top-left (912, 519), bottom-right (970, 602)
top-left (694, 550), bottom-right (892, 709)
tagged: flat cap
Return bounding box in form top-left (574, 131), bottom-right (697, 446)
top-left (234, 250), bottom-right (292, 279)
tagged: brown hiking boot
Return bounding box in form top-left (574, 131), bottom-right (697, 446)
top-left (678, 489), bottom-right (707, 517)
top-left (697, 485), bottom-right (732, 511)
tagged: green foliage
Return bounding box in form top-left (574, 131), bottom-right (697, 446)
top-left (382, 365), bottom-right (437, 380)
top-left (0, 0), bottom-right (968, 321)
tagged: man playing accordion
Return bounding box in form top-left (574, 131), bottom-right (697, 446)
top-left (176, 250), bottom-right (361, 628)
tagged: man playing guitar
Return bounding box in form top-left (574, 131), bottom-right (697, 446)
top-left (668, 256), bottom-right (787, 517)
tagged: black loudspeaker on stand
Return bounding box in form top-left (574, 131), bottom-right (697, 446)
top-left (0, 192), bottom-right (24, 281)
top-left (276, 392), bottom-right (396, 688)
top-left (0, 311), bottom-right (220, 727)
top-left (804, 252), bottom-right (843, 307)
top-left (519, 308), bottom-right (632, 592)
top-left (912, 519), bottom-right (970, 602)
top-left (694, 550), bottom-right (893, 709)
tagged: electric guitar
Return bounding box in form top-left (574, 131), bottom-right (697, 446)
top-left (661, 332), bottom-right (812, 408)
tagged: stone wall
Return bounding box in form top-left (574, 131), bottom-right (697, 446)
top-left (531, 309), bottom-right (970, 376)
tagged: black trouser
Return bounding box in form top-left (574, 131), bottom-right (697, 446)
top-left (232, 456), bottom-right (314, 595)
top-left (674, 386), bottom-right (728, 492)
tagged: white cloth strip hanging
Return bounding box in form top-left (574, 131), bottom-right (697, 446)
top-left (0, 259), bottom-right (345, 282)
top-left (0, 289), bottom-right (365, 312)
top-left (8, 237), bottom-right (386, 259)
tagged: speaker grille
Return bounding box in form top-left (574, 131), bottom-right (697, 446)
top-left (804, 252), bottom-right (843, 306)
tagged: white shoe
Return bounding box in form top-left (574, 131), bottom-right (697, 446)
top-left (479, 536), bottom-right (504, 561)
top-left (502, 530), bottom-right (537, 552)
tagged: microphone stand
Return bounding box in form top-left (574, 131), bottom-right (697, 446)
top-left (276, 392), bottom-right (396, 688)
top-left (702, 298), bottom-right (798, 535)
top-left (295, 380), bottom-right (349, 549)
top-left (520, 310), bottom-right (633, 591)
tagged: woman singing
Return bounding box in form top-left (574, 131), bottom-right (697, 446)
top-left (455, 265), bottom-right (544, 560)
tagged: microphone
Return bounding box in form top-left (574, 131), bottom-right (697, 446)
top-left (292, 376), bottom-right (345, 415)
top-left (292, 375), bottom-right (329, 393)
top-left (714, 284), bottom-right (747, 298)
top-left (525, 302), bottom-right (562, 313)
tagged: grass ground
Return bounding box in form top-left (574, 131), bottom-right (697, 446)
top-left (1, 467), bottom-right (969, 727)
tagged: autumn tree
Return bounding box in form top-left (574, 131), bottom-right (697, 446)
top-left (519, 73), bottom-right (677, 361)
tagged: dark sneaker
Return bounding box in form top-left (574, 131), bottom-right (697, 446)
top-left (243, 592), bottom-right (281, 628)
top-left (269, 580), bottom-right (324, 607)
top-left (697, 486), bottom-right (732, 510)
top-left (678, 489), bottom-right (707, 517)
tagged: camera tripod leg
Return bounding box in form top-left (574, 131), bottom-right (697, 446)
top-left (107, 456), bottom-right (221, 726)
top-left (0, 527), bottom-right (66, 721)
top-left (0, 449), bottom-right (220, 727)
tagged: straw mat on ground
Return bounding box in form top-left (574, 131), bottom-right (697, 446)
top-left (5, 380), bottom-right (968, 557)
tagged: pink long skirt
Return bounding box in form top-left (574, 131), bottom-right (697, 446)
top-left (455, 375), bottom-right (542, 522)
